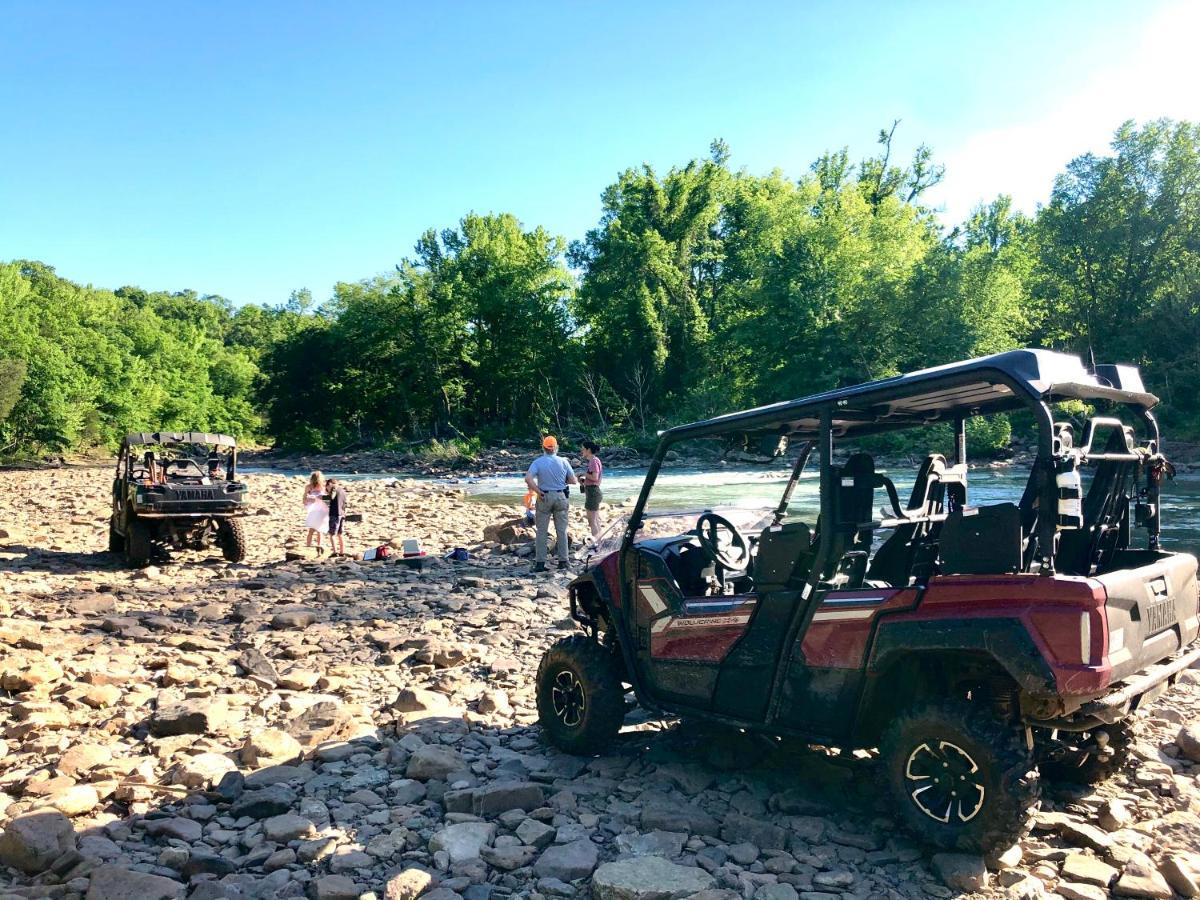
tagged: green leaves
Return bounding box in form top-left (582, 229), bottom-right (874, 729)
top-left (0, 262), bottom-right (262, 455)
top-left (5, 118), bottom-right (1200, 457)
top-left (258, 213), bottom-right (576, 448)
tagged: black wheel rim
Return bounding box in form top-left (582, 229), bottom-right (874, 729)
top-left (550, 669), bottom-right (585, 728)
top-left (904, 740), bottom-right (985, 824)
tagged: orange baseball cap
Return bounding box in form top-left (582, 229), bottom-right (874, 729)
top-left (542, 435), bottom-right (558, 450)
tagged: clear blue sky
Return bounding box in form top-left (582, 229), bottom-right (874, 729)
top-left (1, 1), bottom-right (1195, 306)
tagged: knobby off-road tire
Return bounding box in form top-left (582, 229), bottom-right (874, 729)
top-left (1039, 719), bottom-right (1136, 785)
top-left (882, 700), bottom-right (1041, 853)
top-left (125, 519), bottom-right (153, 568)
top-left (217, 518), bottom-right (247, 563)
top-left (108, 517), bottom-right (123, 553)
top-left (537, 635), bottom-right (625, 754)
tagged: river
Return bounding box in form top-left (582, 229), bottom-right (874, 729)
top-left (245, 465), bottom-right (1200, 555)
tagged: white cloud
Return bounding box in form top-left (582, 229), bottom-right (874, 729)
top-left (927, 1), bottom-right (1200, 226)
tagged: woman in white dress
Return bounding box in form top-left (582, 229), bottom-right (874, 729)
top-left (303, 471), bottom-right (329, 554)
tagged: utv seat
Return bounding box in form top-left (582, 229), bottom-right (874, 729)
top-left (1058, 430), bottom-right (1136, 576)
top-left (866, 453), bottom-right (947, 587)
top-left (816, 453), bottom-right (879, 590)
top-left (754, 521), bottom-right (813, 592)
top-left (938, 504), bottom-right (1022, 575)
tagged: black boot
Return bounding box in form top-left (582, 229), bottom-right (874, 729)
top-left (532, 562), bottom-right (548, 573)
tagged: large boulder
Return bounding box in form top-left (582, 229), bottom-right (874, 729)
top-left (483, 518), bottom-right (532, 545)
top-left (429, 822), bottom-right (495, 863)
top-left (932, 854), bottom-right (989, 892)
top-left (168, 751), bottom-right (236, 789)
top-left (1176, 724), bottom-right (1200, 763)
top-left (242, 729), bottom-right (303, 768)
top-left (592, 856), bottom-right (715, 899)
top-left (384, 867), bottom-right (435, 900)
top-left (534, 839), bottom-right (600, 882)
top-left (85, 865), bottom-right (185, 899)
top-left (149, 699), bottom-right (228, 737)
top-left (0, 810), bottom-right (76, 874)
top-left (406, 745), bottom-right (466, 781)
top-left (472, 781), bottom-right (545, 815)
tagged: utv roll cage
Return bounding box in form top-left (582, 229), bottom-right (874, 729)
top-left (626, 349), bottom-right (1166, 579)
top-left (118, 431), bottom-right (240, 483)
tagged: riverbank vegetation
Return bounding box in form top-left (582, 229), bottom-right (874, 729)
top-left (2, 118), bottom-right (1198, 459)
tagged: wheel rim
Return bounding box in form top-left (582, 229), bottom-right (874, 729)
top-left (550, 669), bottom-right (586, 727)
top-left (904, 740), bottom-right (985, 824)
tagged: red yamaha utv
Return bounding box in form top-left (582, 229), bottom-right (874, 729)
top-left (535, 350), bottom-right (1199, 851)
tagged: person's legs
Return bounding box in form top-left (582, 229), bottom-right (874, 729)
top-left (584, 486), bottom-right (602, 540)
top-left (306, 528), bottom-right (314, 547)
top-left (553, 494), bottom-right (570, 564)
top-left (534, 501), bottom-right (551, 566)
top-left (335, 528), bottom-right (344, 555)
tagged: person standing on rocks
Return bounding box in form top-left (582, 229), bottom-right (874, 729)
top-left (325, 478), bottom-right (348, 557)
top-left (580, 440), bottom-right (604, 542)
top-left (524, 436), bottom-right (577, 572)
top-left (303, 472), bottom-right (329, 555)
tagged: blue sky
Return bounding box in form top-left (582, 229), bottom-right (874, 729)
top-left (1, 1), bottom-right (1196, 306)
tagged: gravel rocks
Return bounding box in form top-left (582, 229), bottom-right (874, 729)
top-left (2, 466), bottom-right (1200, 900)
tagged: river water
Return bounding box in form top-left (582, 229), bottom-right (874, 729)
top-left (437, 465), bottom-right (1200, 556)
top-left (243, 464), bottom-right (1200, 554)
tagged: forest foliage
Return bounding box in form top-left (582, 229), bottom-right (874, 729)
top-left (2, 119), bottom-right (1199, 457)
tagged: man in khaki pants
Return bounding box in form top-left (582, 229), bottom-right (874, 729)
top-left (524, 436), bottom-right (578, 572)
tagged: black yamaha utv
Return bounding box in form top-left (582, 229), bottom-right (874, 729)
top-left (109, 432), bottom-right (249, 566)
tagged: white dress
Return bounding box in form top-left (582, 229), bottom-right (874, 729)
top-left (304, 489), bottom-right (329, 531)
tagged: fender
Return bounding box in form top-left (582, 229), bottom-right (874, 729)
top-left (567, 559), bottom-right (666, 715)
top-left (855, 617), bottom-right (1058, 738)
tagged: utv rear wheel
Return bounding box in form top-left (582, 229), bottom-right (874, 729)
top-left (1038, 720), bottom-right (1136, 785)
top-left (537, 635), bottom-right (625, 754)
top-left (217, 518), bottom-right (247, 563)
top-left (125, 519), bottom-right (153, 567)
top-left (882, 701), bottom-right (1040, 852)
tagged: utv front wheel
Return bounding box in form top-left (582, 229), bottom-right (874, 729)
top-left (1038, 720), bottom-right (1136, 785)
top-left (882, 701), bottom-right (1040, 852)
top-left (536, 635), bottom-right (625, 754)
top-left (217, 518), bottom-right (247, 563)
top-left (108, 518), bottom-right (123, 553)
top-left (125, 519), bottom-right (153, 567)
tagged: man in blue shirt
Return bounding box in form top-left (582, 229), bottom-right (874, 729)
top-left (524, 435), bottom-right (578, 572)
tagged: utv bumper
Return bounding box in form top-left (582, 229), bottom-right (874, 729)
top-left (132, 510), bottom-right (249, 518)
top-left (1035, 644), bottom-right (1200, 729)
top-left (132, 483), bottom-right (248, 515)
top-left (1079, 644), bottom-right (1200, 723)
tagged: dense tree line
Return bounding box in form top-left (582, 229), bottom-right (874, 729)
top-left (2, 119), bottom-right (1198, 457)
top-left (0, 265), bottom-right (304, 455)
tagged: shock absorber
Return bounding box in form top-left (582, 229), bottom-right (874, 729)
top-left (990, 676), bottom-right (1019, 723)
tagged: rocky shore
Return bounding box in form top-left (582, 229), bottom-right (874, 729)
top-left (2, 465), bottom-right (1200, 899)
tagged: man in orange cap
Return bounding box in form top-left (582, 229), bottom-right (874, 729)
top-left (524, 435), bottom-right (578, 572)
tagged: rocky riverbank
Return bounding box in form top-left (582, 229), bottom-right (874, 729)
top-left (3, 466), bottom-right (1200, 900)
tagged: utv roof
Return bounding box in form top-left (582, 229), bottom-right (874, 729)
top-left (122, 431), bottom-right (238, 448)
top-left (668, 349), bottom-right (1158, 441)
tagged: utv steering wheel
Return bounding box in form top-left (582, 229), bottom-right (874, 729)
top-left (695, 511), bottom-right (750, 572)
